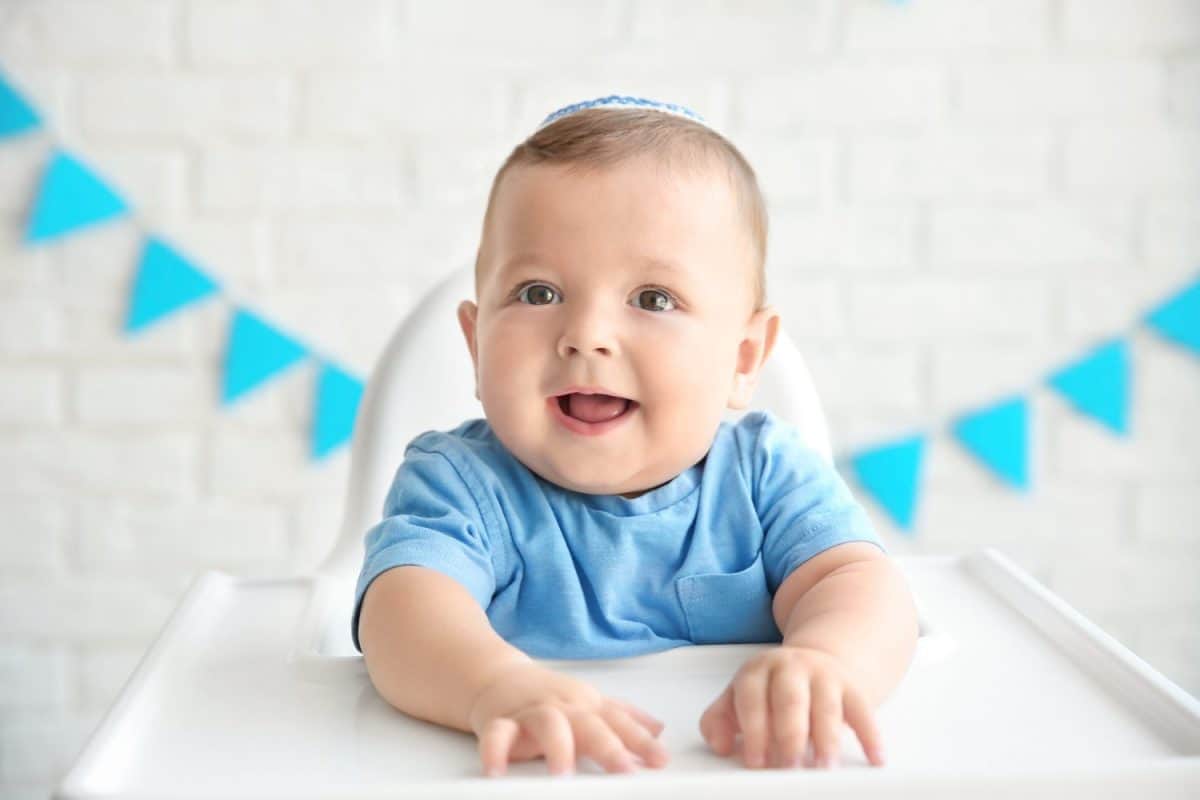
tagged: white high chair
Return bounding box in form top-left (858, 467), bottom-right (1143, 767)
top-left (55, 265), bottom-right (1200, 799)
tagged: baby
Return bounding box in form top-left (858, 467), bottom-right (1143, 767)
top-left (353, 96), bottom-right (919, 778)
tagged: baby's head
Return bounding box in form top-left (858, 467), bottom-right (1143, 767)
top-left (457, 97), bottom-right (780, 499)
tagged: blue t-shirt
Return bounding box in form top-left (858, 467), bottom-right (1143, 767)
top-left (351, 409), bottom-right (886, 659)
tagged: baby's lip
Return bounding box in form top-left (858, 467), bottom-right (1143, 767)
top-left (551, 384), bottom-right (635, 402)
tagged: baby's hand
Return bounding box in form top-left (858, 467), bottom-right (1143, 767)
top-left (467, 661), bottom-right (670, 777)
top-left (698, 646), bottom-right (885, 770)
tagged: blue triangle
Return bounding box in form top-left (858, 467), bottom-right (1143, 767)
top-left (125, 237), bottom-right (221, 333)
top-left (849, 434), bottom-right (926, 532)
top-left (0, 72), bottom-right (41, 139)
top-left (222, 308), bottom-right (309, 404)
top-left (25, 150), bottom-right (129, 243)
top-left (951, 396), bottom-right (1030, 490)
top-left (1046, 338), bottom-right (1130, 435)
top-left (1144, 276), bottom-right (1200, 355)
top-left (312, 362), bottom-right (365, 459)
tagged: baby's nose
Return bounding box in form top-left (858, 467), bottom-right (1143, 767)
top-left (556, 301), bottom-right (620, 357)
top-left (557, 337), bottom-right (613, 358)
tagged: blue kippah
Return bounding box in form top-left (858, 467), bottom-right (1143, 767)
top-left (534, 94), bottom-right (710, 134)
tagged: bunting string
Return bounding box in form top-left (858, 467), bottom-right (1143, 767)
top-left (2, 69), bottom-right (364, 461)
top-left (1, 68), bottom-right (1196, 532)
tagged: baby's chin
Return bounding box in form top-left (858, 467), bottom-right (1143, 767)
top-left (488, 420), bottom-right (679, 496)
top-left (532, 462), bottom-right (662, 498)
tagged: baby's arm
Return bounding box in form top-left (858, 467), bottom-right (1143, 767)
top-left (358, 564), bottom-right (531, 732)
top-left (774, 543), bottom-right (918, 707)
top-left (358, 565), bottom-right (669, 776)
top-left (700, 542), bottom-right (918, 770)
top-left (702, 413), bottom-right (919, 769)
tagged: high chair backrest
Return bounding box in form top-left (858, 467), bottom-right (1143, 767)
top-left (316, 264), bottom-right (834, 587)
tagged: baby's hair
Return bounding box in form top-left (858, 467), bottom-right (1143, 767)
top-left (474, 107), bottom-right (769, 312)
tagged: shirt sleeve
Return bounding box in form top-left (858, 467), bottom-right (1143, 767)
top-left (751, 411), bottom-right (887, 595)
top-left (351, 442), bottom-right (497, 653)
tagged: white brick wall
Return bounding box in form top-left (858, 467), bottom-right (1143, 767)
top-left (1, 0), bottom-right (1198, 794)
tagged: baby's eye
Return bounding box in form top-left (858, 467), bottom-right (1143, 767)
top-left (516, 283), bottom-right (559, 305)
top-left (632, 288), bottom-right (676, 312)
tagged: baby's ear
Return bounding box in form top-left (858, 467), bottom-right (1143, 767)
top-left (728, 306), bottom-right (781, 410)
top-left (456, 300), bottom-right (480, 398)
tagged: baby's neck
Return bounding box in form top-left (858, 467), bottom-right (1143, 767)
top-left (620, 480), bottom-right (666, 500)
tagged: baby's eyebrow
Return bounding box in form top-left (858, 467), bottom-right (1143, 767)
top-left (495, 253), bottom-right (693, 285)
top-left (637, 255), bottom-right (691, 280)
top-left (495, 254), bottom-right (556, 286)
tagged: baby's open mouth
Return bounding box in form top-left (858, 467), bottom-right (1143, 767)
top-left (556, 392), bottom-right (637, 424)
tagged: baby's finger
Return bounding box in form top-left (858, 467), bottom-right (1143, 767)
top-left (570, 711), bottom-right (638, 773)
top-left (732, 667), bottom-right (771, 769)
top-left (698, 686), bottom-right (739, 757)
top-left (478, 717), bottom-right (520, 777)
top-left (843, 686), bottom-right (885, 766)
top-left (768, 666), bottom-right (810, 768)
top-left (610, 699), bottom-right (666, 737)
top-left (808, 674), bottom-right (843, 769)
top-left (518, 705), bottom-right (576, 776)
top-left (600, 704), bottom-right (670, 769)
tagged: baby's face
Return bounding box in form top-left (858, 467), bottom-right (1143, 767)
top-left (458, 155), bottom-right (778, 498)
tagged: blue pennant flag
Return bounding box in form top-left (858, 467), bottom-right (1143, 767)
top-left (0, 73), bottom-right (40, 139)
top-left (1046, 338), bottom-right (1130, 435)
top-left (312, 362), bottom-right (365, 459)
top-left (222, 308), bottom-right (309, 404)
top-left (951, 395), bottom-right (1029, 490)
top-left (126, 237), bottom-right (221, 333)
top-left (849, 434), bottom-right (926, 532)
top-left (26, 150), bottom-right (129, 243)
top-left (1144, 277), bottom-right (1200, 355)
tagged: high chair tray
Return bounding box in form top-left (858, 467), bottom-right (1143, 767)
top-left (55, 549), bottom-right (1200, 799)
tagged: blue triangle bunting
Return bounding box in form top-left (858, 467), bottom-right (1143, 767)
top-left (1144, 277), bottom-right (1200, 355)
top-left (1045, 338), bottom-right (1130, 435)
top-left (312, 362), bottom-right (365, 459)
top-left (222, 308), bottom-right (309, 405)
top-left (951, 396), bottom-right (1029, 490)
top-left (849, 434), bottom-right (926, 532)
top-left (0, 73), bottom-right (41, 139)
top-left (126, 237), bottom-right (221, 333)
top-left (26, 150), bottom-right (129, 243)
